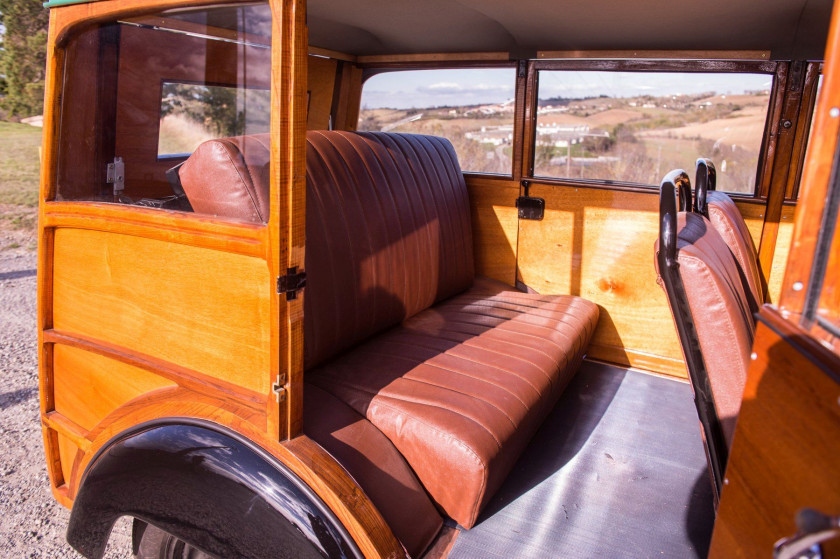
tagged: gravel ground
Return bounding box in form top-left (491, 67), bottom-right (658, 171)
top-left (0, 237), bottom-right (132, 558)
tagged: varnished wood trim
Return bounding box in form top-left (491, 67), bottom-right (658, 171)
top-left (44, 330), bottom-right (267, 410)
top-left (533, 58), bottom-right (778, 73)
top-left (51, 0), bottom-right (259, 47)
top-left (43, 202), bottom-right (268, 258)
top-left (521, 60), bottom-right (538, 179)
top-left (785, 62), bottom-right (823, 201)
top-left (538, 50), bottom-right (771, 60)
top-left (357, 52), bottom-right (510, 65)
top-left (270, 0), bottom-right (308, 440)
top-left (309, 45), bottom-right (357, 62)
top-left (588, 344), bottom-right (687, 379)
top-left (43, 411), bottom-right (92, 453)
top-left (758, 62), bottom-right (809, 286)
top-left (757, 306), bottom-right (840, 383)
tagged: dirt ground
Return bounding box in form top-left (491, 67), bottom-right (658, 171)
top-left (0, 235), bottom-right (132, 558)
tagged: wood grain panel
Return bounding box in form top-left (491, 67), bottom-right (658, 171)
top-left (709, 308), bottom-right (840, 557)
top-left (307, 55), bottom-right (337, 130)
top-left (517, 183), bottom-right (686, 377)
top-left (56, 433), bottom-right (78, 491)
top-left (52, 228), bottom-right (271, 394)
top-left (53, 344), bottom-right (176, 431)
top-left (766, 205), bottom-right (796, 304)
top-left (466, 176), bottom-right (519, 286)
top-left (733, 200), bottom-right (766, 248)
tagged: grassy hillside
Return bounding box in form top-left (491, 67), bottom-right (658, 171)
top-left (0, 122), bottom-right (42, 250)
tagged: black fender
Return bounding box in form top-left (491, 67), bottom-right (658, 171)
top-left (67, 419), bottom-right (363, 559)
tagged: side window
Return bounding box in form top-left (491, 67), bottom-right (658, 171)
top-left (358, 68), bottom-right (516, 174)
top-left (533, 70), bottom-right (773, 194)
top-left (55, 4), bottom-right (273, 224)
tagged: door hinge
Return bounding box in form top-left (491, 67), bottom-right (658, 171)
top-left (277, 267), bottom-right (307, 300)
top-left (272, 373), bottom-right (287, 404)
top-left (106, 156), bottom-right (125, 196)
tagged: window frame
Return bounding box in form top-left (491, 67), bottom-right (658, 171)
top-left (522, 58), bottom-right (780, 198)
top-left (358, 61), bottom-right (520, 177)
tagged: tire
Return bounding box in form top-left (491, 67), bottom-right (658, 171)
top-left (133, 520), bottom-right (215, 559)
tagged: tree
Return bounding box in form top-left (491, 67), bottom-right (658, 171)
top-left (0, 0), bottom-right (49, 118)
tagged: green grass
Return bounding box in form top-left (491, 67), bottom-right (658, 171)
top-left (0, 122), bottom-right (42, 207)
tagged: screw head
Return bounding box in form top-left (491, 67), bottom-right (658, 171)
top-left (831, 107), bottom-right (840, 118)
top-left (793, 281), bottom-right (804, 292)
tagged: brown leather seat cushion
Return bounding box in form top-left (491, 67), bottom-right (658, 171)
top-left (309, 277), bottom-right (599, 528)
top-left (706, 190), bottom-right (764, 308)
top-left (303, 384), bottom-right (442, 557)
top-left (305, 131), bottom-right (475, 369)
top-left (179, 134), bottom-right (271, 223)
top-left (658, 213), bottom-right (755, 446)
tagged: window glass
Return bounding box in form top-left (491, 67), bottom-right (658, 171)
top-left (534, 70), bottom-right (772, 194)
top-left (158, 83), bottom-right (270, 158)
top-left (55, 4), bottom-right (273, 223)
top-left (358, 68), bottom-right (516, 174)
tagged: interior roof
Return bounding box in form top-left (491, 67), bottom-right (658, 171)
top-left (307, 0), bottom-right (833, 60)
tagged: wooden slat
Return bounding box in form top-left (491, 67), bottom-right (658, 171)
top-left (309, 45), bottom-right (357, 62)
top-left (465, 176), bottom-right (519, 286)
top-left (758, 61), bottom-right (808, 287)
top-left (538, 50), bottom-right (770, 60)
top-left (44, 412), bottom-right (91, 453)
top-left (516, 182), bottom-right (686, 377)
top-left (51, 228), bottom-right (272, 395)
top-left (43, 201), bottom-right (267, 258)
top-left (709, 307), bottom-right (840, 557)
top-left (270, 0), bottom-right (308, 440)
top-left (357, 52), bottom-right (510, 65)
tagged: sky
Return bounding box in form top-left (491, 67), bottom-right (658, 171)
top-left (360, 68), bottom-right (774, 110)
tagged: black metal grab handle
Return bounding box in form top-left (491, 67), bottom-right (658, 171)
top-left (693, 158), bottom-right (716, 217)
top-left (659, 169), bottom-right (691, 266)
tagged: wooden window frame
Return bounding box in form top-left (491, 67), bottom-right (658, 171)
top-left (522, 58), bottom-right (780, 197)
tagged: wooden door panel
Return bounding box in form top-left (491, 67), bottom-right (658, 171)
top-left (709, 307), bottom-right (840, 557)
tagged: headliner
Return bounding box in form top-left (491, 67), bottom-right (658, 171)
top-left (308, 0), bottom-right (833, 60)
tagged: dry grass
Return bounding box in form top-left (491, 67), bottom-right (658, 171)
top-left (0, 122), bottom-right (42, 251)
top-left (158, 114), bottom-right (216, 155)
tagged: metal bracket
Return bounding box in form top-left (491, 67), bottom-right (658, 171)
top-left (106, 157), bottom-right (125, 195)
top-left (272, 373), bottom-right (287, 404)
top-left (277, 267), bottom-right (307, 300)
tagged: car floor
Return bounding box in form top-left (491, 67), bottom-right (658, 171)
top-left (447, 360), bottom-right (715, 559)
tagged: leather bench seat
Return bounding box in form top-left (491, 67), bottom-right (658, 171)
top-left (308, 276), bottom-right (598, 529)
top-left (180, 130), bottom-right (599, 552)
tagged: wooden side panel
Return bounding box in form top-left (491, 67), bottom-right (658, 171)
top-left (735, 200), bottom-right (795, 304)
top-left (52, 228), bottom-right (271, 394)
top-left (56, 433), bottom-right (78, 489)
top-left (733, 200), bottom-right (766, 248)
top-left (767, 205), bottom-right (796, 304)
top-left (709, 309), bottom-right (840, 557)
top-left (466, 176), bottom-right (518, 286)
top-left (517, 184), bottom-right (685, 377)
top-left (53, 344), bottom-right (176, 431)
top-left (307, 55), bottom-right (337, 130)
